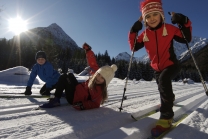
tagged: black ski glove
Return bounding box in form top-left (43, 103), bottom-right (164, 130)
top-left (24, 86), bottom-right (32, 95)
top-left (73, 101), bottom-right (85, 110)
top-left (171, 13), bottom-right (189, 25)
top-left (130, 20), bottom-right (143, 33)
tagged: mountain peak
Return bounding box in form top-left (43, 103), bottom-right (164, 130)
top-left (47, 23), bottom-right (62, 30)
top-left (115, 52), bottom-right (134, 61)
top-left (12, 23), bottom-right (79, 50)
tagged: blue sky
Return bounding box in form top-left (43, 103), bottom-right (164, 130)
top-left (0, 0), bottom-right (208, 58)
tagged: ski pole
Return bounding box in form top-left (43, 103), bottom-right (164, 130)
top-left (119, 16), bottom-right (142, 112)
top-left (168, 12), bottom-right (208, 96)
top-left (118, 39), bottom-right (136, 112)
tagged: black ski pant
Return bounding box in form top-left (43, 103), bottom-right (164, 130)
top-left (40, 83), bottom-right (57, 94)
top-left (154, 64), bottom-right (180, 119)
top-left (54, 73), bottom-right (78, 105)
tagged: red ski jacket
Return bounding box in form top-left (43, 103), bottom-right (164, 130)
top-left (86, 50), bottom-right (99, 74)
top-left (73, 50), bottom-right (101, 110)
top-left (128, 21), bottom-right (192, 71)
top-left (73, 80), bottom-right (102, 110)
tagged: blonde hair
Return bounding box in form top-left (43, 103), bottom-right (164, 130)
top-left (88, 74), bottom-right (108, 104)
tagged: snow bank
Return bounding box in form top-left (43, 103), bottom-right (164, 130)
top-left (0, 66), bottom-right (40, 85)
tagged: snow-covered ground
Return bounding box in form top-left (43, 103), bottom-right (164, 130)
top-left (0, 66), bottom-right (208, 139)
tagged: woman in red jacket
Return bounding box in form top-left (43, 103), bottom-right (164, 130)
top-left (40, 43), bottom-right (117, 110)
top-left (128, 0), bottom-right (192, 137)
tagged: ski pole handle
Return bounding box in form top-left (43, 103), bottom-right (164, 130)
top-left (168, 12), bottom-right (175, 16)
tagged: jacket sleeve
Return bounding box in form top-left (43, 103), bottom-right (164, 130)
top-left (27, 65), bottom-right (38, 87)
top-left (128, 32), bottom-right (144, 51)
top-left (86, 50), bottom-right (99, 74)
top-left (173, 20), bottom-right (192, 43)
top-left (81, 88), bottom-right (102, 110)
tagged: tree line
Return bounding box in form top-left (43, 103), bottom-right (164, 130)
top-left (0, 38), bottom-right (207, 82)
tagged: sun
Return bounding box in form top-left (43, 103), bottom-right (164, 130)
top-left (8, 16), bottom-right (28, 35)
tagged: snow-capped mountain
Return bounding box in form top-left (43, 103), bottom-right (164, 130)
top-left (115, 52), bottom-right (136, 61)
top-left (176, 37), bottom-right (208, 61)
top-left (115, 52), bottom-right (150, 63)
top-left (115, 36), bottom-right (208, 63)
top-left (13, 23), bottom-right (80, 50)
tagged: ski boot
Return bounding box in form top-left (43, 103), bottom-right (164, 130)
top-left (151, 118), bottom-right (172, 137)
top-left (39, 97), bottom-right (60, 108)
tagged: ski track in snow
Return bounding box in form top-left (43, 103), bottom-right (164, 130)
top-left (0, 79), bottom-right (207, 139)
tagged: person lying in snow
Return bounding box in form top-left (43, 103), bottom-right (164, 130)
top-left (24, 51), bottom-right (60, 96)
top-left (39, 43), bottom-right (117, 110)
top-left (128, 0), bottom-right (192, 137)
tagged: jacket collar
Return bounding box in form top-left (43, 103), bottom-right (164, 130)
top-left (148, 22), bottom-right (163, 30)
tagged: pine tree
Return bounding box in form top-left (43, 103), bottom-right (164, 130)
top-left (40, 33), bottom-right (59, 69)
top-left (104, 50), bottom-right (111, 65)
top-left (20, 40), bottom-right (36, 69)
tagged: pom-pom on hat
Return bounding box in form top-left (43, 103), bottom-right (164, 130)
top-left (89, 64), bottom-right (117, 87)
top-left (35, 51), bottom-right (46, 60)
top-left (140, 0), bottom-right (168, 42)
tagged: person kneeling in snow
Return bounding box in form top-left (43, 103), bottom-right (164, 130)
top-left (24, 51), bottom-right (60, 96)
top-left (39, 43), bottom-right (117, 110)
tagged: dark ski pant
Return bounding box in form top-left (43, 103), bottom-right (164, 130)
top-left (154, 64), bottom-right (180, 119)
top-left (54, 73), bottom-right (78, 104)
top-left (40, 83), bottom-right (57, 94)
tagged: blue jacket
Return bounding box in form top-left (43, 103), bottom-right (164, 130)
top-left (27, 61), bottom-right (60, 88)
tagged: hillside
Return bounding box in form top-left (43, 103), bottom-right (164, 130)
top-left (181, 44), bottom-right (208, 73)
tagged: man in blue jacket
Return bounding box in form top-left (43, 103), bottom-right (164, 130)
top-left (24, 51), bottom-right (60, 96)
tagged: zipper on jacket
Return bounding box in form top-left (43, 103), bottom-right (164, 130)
top-left (154, 30), bottom-right (161, 71)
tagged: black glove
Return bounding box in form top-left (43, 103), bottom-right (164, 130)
top-left (171, 13), bottom-right (188, 25)
top-left (82, 43), bottom-right (92, 51)
top-left (24, 86), bottom-right (32, 95)
top-left (41, 88), bottom-right (51, 96)
top-left (130, 20), bottom-right (143, 33)
top-left (73, 101), bottom-right (85, 110)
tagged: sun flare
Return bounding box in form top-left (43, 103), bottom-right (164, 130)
top-left (9, 16), bottom-right (28, 35)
